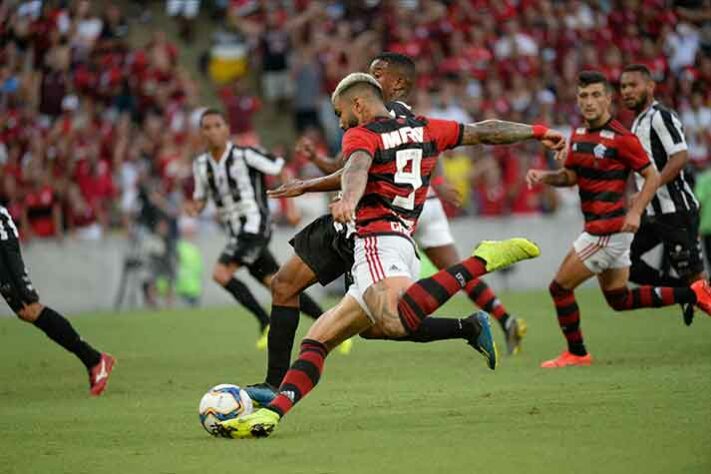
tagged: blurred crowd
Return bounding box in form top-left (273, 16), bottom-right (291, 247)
top-left (0, 0), bottom-right (710, 247)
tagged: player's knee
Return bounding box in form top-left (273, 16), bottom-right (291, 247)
top-left (270, 269), bottom-right (298, 304)
top-left (17, 303), bottom-right (43, 322)
top-left (212, 266), bottom-right (231, 286)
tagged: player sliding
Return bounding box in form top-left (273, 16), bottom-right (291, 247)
top-left (526, 71), bottom-right (711, 369)
top-left (184, 110), bottom-right (324, 348)
top-left (0, 205), bottom-right (114, 396)
top-left (216, 72), bottom-right (565, 438)
top-left (257, 52), bottom-right (528, 394)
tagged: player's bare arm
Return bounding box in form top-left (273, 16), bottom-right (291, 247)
top-left (622, 165), bottom-right (659, 233)
top-left (330, 151), bottom-right (373, 223)
top-left (267, 169), bottom-right (344, 198)
top-left (526, 168), bottom-right (578, 188)
top-left (461, 120), bottom-right (566, 150)
top-left (296, 137), bottom-right (343, 175)
top-left (657, 150), bottom-right (688, 187)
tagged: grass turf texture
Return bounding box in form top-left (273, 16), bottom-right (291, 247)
top-left (1, 290), bottom-right (710, 474)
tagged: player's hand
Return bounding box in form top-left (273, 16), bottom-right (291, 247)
top-left (434, 181), bottom-right (463, 207)
top-left (330, 198), bottom-right (356, 224)
top-left (267, 179), bottom-right (306, 198)
top-left (539, 130), bottom-right (566, 151)
top-left (621, 210), bottom-right (641, 233)
top-left (554, 146), bottom-right (569, 162)
top-left (295, 137), bottom-right (317, 162)
top-left (183, 200), bottom-right (201, 217)
top-left (526, 169), bottom-right (545, 189)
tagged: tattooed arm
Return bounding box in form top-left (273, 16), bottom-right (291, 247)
top-left (526, 168), bottom-right (578, 188)
top-left (462, 120), bottom-right (565, 149)
top-left (330, 151), bottom-right (373, 223)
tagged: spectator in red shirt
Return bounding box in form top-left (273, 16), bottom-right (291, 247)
top-left (22, 165), bottom-right (62, 240)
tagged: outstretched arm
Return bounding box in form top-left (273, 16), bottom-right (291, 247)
top-left (330, 151), bottom-right (373, 223)
top-left (526, 168), bottom-right (578, 188)
top-left (267, 169), bottom-right (343, 198)
top-left (462, 120), bottom-right (565, 150)
top-left (296, 137), bottom-right (343, 175)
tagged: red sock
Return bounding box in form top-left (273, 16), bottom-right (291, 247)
top-left (267, 339), bottom-right (327, 417)
top-left (398, 257), bottom-right (488, 333)
top-left (549, 281), bottom-right (586, 356)
top-left (464, 278), bottom-right (510, 325)
top-left (603, 286), bottom-right (695, 310)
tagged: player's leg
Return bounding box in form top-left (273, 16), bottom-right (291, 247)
top-left (261, 253), bottom-right (321, 387)
top-left (425, 243), bottom-right (525, 354)
top-left (218, 295), bottom-right (372, 438)
top-left (395, 238), bottom-right (540, 335)
top-left (0, 239), bottom-right (114, 395)
top-left (213, 237), bottom-right (270, 332)
top-left (540, 243), bottom-right (596, 368)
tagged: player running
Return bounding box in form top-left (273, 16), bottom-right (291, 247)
top-left (216, 72), bottom-right (565, 438)
top-left (0, 205), bottom-right (114, 395)
top-left (184, 110), bottom-right (323, 347)
top-left (620, 64), bottom-right (709, 326)
top-left (526, 71), bottom-right (711, 369)
top-left (258, 52), bottom-right (526, 393)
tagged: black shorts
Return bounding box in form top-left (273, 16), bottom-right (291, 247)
top-left (0, 238), bottom-right (39, 312)
top-left (631, 211), bottom-right (705, 279)
top-left (289, 214), bottom-right (354, 286)
top-left (218, 233), bottom-right (280, 281)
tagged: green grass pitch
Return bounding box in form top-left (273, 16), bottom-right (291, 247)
top-left (1, 289), bottom-right (710, 474)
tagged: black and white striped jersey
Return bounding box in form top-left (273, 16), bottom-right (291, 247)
top-left (0, 205), bottom-right (19, 241)
top-left (193, 143), bottom-right (284, 237)
top-left (631, 100), bottom-right (698, 216)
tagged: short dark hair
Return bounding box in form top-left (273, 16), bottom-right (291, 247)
top-left (371, 52), bottom-right (416, 78)
top-left (622, 64), bottom-right (652, 78)
top-left (577, 70), bottom-right (612, 91)
top-left (199, 108), bottom-right (225, 127)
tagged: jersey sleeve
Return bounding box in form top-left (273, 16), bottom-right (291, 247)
top-left (426, 118), bottom-right (464, 152)
top-left (651, 109), bottom-right (688, 156)
top-left (618, 134), bottom-right (653, 172)
top-left (192, 159), bottom-right (207, 201)
top-left (563, 134), bottom-right (577, 170)
top-left (243, 147), bottom-right (285, 175)
top-left (341, 127), bottom-right (380, 161)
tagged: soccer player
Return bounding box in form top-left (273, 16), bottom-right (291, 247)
top-left (216, 72), bottom-right (565, 438)
top-left (258, 52), bottom-right (525, 392)
top-left (184, 109), bottom-right (323, 347)
top-left (620, 64), bottom-right (709, 326)
top-left (526, 71), bottom-right (711, 369)
top-left (0, 206), bottom-right (114, 395)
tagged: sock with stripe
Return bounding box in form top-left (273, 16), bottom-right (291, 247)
top-left (549, 281), bottom-right (587, 356)
top-left (464, 278), bottom-right (511, 330)
top-left (603, 286), bottom-right (696, 311)
top-left (267, 339), bottom-right (327, 417)
top-left (223, 277), bottom-right (270, 330)
top-left (398, 317), bottom-right (474, 343)
top-left (33, 307), bottom-right (102, 369)
top-left (397, 256), bottom-right (488, 333)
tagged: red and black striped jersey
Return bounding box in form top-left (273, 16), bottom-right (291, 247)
top-left (564, 119), bottom-right (651, 235)
top-left (341, 115), bottom-right (463, 238)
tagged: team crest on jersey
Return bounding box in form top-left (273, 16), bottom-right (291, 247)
top-left (575, 128), bottom-right (586, 135)
top-left (593, 143), bottom-right (607, 159)
top-left (600, 130), bottom-right (615, 140)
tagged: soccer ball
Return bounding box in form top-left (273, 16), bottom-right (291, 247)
top-left (198, 384), bottom-right (253, 436)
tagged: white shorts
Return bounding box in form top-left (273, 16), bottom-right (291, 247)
top-left (166, 0), bottom-right (200, 18)
top-left (573, 232), bottom-right (634, 274)
top-left (347, 235), bottom-right (421, 322)
top-left (414, 198), bottom-right (454, 249)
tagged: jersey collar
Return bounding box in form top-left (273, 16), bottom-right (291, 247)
top-left (209, 141), bottom-right (234, 166)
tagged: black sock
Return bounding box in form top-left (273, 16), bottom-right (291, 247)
top-left (224, 278), bottom-right (269, 330)
top-left (400, 317), bottom-right (473, 343)
top-left (265, 305), bottom-right (300, 387)
top-left (33, 307), bottom-right (101, 369)
top-left (298, 293), bottom-right (323, 320)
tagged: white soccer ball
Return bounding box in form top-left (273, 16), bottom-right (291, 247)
top-left (198, 384), bottom-right (253, 436)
